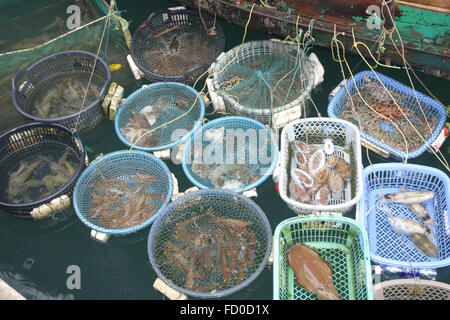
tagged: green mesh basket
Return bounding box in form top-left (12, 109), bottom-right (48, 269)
top-left (273, 216), bottom-right (373, 300)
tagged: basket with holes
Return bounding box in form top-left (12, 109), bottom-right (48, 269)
top-left (273, 216), bottom-right (373, 300)
top-left (373, 279), bottom-right (450, 300)
top-left (207, 40), bottom-right (323, 126)
top-left (357, 163), bottom-right (450, 269)
top-left (12, 50), bottom-right (112, 133)
top-left (182, 116), bottom-right (279, 193)
top-left (278, 117), bottom-right (363, 215)
top-left (327, 70), bottom-right (447, 159)
top-left (114, 82), bottom-right (204, 152)
top-left (130, 7), bottom-right (224, 85)
top-left (0, 123), bottom-right (86, 220)
top-left (73, 150), bottom-right (173, 237)
top-left (148, 189), bottom-right (272, 298)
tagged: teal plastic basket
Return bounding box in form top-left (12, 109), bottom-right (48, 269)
top-left (273, 216), bottom-right (373, 300)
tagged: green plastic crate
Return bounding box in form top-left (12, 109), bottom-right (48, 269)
top-left (273, 216), bottom-right (373, 300)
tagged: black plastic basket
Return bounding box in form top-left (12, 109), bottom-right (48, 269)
top-left (130, 7), bottom-right (225, 84)
top-left (0, 123), bottom-right (86, 220)
top-left (12, 50), bottom-right (111, 133)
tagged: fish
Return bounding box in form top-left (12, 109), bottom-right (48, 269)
top-left (292, 169), bottom-right (315, 189)
top-left (308, 149), bottom-right (326, 177)
top-left (326, 154), bottom-right (340, 169)
top-left (388, 216), bottom-right (434, 239)
top-left (315, 187), bottom-right (330, 206)
top-left (385, 190), bottom-right (434, 204)
top-left (294, 151), bottom-right (308, 170)
top-left (294, 141), bottom-right (310, 155)
top-left (408, 233), bottom-right (439, 258)
top-left (289, 182), bottom-right (311, 203)
top-left (328, 170), bottom-right (344, 200)
top-left (334, 158), bottom-right (352, 182)
top-left (400, 188), bottom-right (437, 228)
top-left (314, 167), bottom-right (329, 187)
top-left (287, 244), bottom-right (340, 300)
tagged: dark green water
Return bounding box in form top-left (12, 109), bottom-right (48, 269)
top-left (0, 0), bottom-right (448, 300)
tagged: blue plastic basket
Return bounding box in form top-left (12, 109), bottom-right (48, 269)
top-left (357, 163), bottom-right (450, 269)
top-left (73, 150), bottom-right (173, 235)
top-left (181, 116), bottom-right (279, 193)
top-left (327, 71), bottom-right (446, 159)
top-left (115, 82), bottom-right (205, 151)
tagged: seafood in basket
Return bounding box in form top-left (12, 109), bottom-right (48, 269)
top-left (6, 149), bottom-right (78, 204)
top-left (289, 140), bottom-right (353, 206)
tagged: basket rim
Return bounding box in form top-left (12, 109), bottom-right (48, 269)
top-left (147, 188), bottom-right (273, 298)
top-left (272, 215), bottom-right (373, 300)
top-left (278, 117), bottom-right (364, 212)
top-left (327, 70), bottom-right (447, 159)
top-left (0, 122), bottom-right (86, 211)
top-left (114, 82), bottom-right (205, 151)
top-left (12, 50), bottom-right (112, 125)
top-left (181, 116), bottom-right (279, 193)
top-left (72, 150), bottom-right (173, 235)
top-left (357, 162), bottom-right (450, 269)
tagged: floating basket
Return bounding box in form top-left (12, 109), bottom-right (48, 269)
top-left (148, 189), bottom-right (272, 298)
top-left (278, 118), bottom-right (363, 215)
top-left (182, 116), bottom-right (279, 193)
top-left (327, 70), bottom-right (447, 159)
top-left (12, 50), bottom-right (111, 133)
top-left (114, 82), bottom-right (204, 151)
top-left (373, 279), bottom-right (450, 300)
top-left (357, 163), bottom-right (450, 269)
top-left (273, 216), bottom-right (373, 300)
top-left (73, 150), bottom-right (173, 235)
top-left (0, 123), bottom-right (86, 220)
top-left (207, 40), bottom-right (322, 126)
top-left (130, 7), bottom-right (225, 84)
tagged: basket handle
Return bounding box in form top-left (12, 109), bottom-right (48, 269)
top-left (361, 138), bottom-right (390, 158)
top-left (11, 69), bottom-right (29, 94)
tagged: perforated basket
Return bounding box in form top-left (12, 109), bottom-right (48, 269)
top-left (12, 50), bottom-right (111, 133)
top-left (208, 40), bottom-right (318, 125)
top-left (357, 163), bottom-right (450, 269)
top-left (114, 82), bottom-right (205, 151)
top-left (73, 150), bottom-right (173, 235)
top-left (148, 189), bottom-right (272, 298)
top-left (273, 216), bottom-right (373, 300)
top-left (0, 122), bottom-right (86, 220)
top-left (373, 279), bottom-right (450, 300)
top-left (278, 117), bottom-right (363, 215)
top-left (182, 116), bottom-right (279, 193)
top-left (327, 70), bottom-right (447, 159)
top-left (130, 7), bottom-right (224, 84)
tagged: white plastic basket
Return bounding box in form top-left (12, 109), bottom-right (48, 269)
top-left (373, 279), bottom-right (450, 300)
top-left (278, 118), bottom-right (363, 215)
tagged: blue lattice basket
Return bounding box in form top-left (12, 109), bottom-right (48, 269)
top-left (357, 163), bottom-right (450, 269)
top-left (327, 71), bottom-right (446, 159)
top-left (181, 116), bottom-right (279, 193)
top-left (73, 150), bottom-right (173, 235)
top-left (115, 82), bottom-right (205, 151)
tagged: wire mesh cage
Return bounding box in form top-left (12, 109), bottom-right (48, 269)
top-left (278, 118), bottom-right (363, 215)
top-left (148, 189), bottom-right (272, 298)
top-left (327, 70), bottom-right (447, 159)
top-left (357, 163), bottom-right (450, 269)
top-left (73, 150), bottom-right (173, 235)
top-left (130, 7), bottom-right (224, 84)
top-left (373, 279), bottom-right (450, 300)
top-left (207, 40), bottom-right (321, 125)
top-left (182, 116), bottom-right (279, 193)
top-left (0, 122), bottom-right (86, 220)
top-left (12, 50), bottom-right (112, 133)
top-left (273, 216), bottom-right (373, 300)
top-left (115, 82), bottom-right (204, 151)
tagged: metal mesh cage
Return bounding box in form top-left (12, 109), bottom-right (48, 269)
top-left (0, 122), bottom-right (86, 219)
top-left (114, 82), bottom-right (204, 151)
top-left (148, 189), bottom-right (272, 298)
top-left (182, 116), bottom-right (279, 193)
top-left (327, 71), bottom-right (447, 159)
top-left (357, 163), bottom-right (450, 269)
top-left (130, 7), bottom-right (224, 84)
top-left (12, 50), bottom-right (111, 133)
top-left (73, 150), bottom-right (173, 235)
top-left (209, 40), bottom-right (317, 124)
top-left (273, 216), bottom-right (373, 300)
top-left (278, 118), bottom-right (363, 215)
top-left (373, 279), bottom-right (450, 300)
